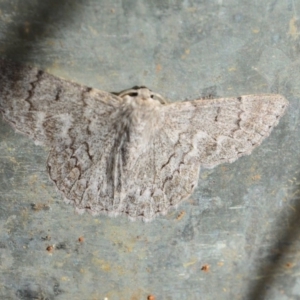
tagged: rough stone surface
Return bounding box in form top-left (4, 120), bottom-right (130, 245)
top-left (0, 0), bottom-right (299, 299)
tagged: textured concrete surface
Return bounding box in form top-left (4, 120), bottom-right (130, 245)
top-left (0, 0), bottom-right (299, 299)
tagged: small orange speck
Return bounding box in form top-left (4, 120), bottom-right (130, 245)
top-left (251, 174), bottom-right (261, 181)
top-left (46, 245), bottom-right (54, 253)
top-left (148, 295), bottom-right (155, 300)
top-left (78, 236), bottom-right (84, 243)
top-left (176, 211), bottom-right (185, 221)
top-left (156, 64), bottom-right (162, 73)
top-left (201, 264), bottom-right (210, 272)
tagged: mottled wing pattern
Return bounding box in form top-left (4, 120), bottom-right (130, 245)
top-left (164, 95), bottom-right (288, 168)
top-left (0, 59), bottom-right (122, 146)
top-left (0, 59), bottom-right (127, 215)
top-left (114, 127), bottom-right (202, 221)
top-left (111, 95), bottom-right (288, 221)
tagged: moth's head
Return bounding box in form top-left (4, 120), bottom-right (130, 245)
top-left (118, 86), bottom-right (167, 104)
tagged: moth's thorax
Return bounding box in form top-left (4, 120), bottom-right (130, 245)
top-left (113, 88), bottom-right (163, 159)
top-left (117, 88), bottom-right (162, 130)
top-left (111, 88), bottom-right (163, 172)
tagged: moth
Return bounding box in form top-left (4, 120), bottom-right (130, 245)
top-left (0, 59), bottom-right (288, 221)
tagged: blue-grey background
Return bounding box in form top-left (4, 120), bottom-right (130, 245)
top-left (0, 1), bottom-right (299, 299)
